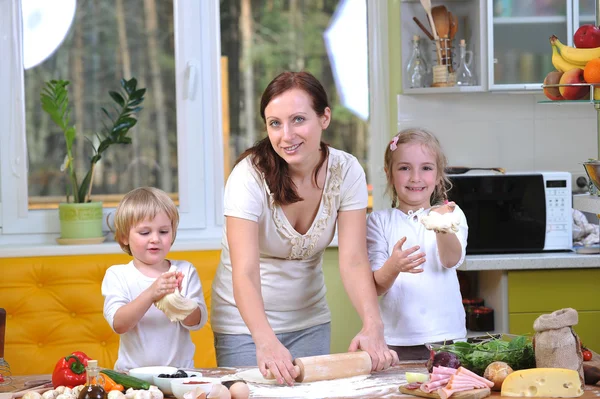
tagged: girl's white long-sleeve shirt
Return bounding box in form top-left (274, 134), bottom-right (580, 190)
top-left (102, 259), bottom-right (208, 371)
top-left (366, 206), bottom-right (468, 346)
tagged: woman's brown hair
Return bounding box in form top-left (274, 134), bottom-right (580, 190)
top-left (236, 71), bottom-right (330, 205)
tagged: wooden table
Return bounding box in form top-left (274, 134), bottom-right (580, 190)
top-left (1, 360), bottom-right (599, 399)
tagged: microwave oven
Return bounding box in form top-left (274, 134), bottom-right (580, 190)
top-left (448, 172), bottom-right (572, 254)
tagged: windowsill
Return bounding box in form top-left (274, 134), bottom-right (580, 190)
top-left (0, 237), bottom-right (223, 258)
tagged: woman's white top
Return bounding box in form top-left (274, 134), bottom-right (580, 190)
top-left (211, 147), bottom-right (368, 335)
top-left (102, 259), bottom-right (208, 370)
top-left (366, 206), bottom-right (468, 346)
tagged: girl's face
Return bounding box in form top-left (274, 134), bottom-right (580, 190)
top-left (125, 210), bottom-right (173, 269)
top-left (390, 142), bottom-right (440, 213)
top-left (264, 88), bottom-right (330, 169)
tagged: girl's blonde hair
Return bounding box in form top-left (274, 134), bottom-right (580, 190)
top-left (384, 127), bottom-right (451, 208)
top-left (113, 187), bottom-right (179, 255)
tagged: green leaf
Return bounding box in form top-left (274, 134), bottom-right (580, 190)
top-left (109, 91), bottom-right (125, 107)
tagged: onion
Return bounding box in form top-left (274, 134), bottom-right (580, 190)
top-left (483, 361), bottom-right (513, 391)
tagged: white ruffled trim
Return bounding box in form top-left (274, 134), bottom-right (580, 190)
top-left (266, 158), bottom-right (342, 260)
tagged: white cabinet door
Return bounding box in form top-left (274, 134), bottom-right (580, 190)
top-left (488, 0), bottom-right (572, 90)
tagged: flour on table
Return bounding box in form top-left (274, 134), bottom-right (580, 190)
top-left (230, 369), bottom-right (407, 398)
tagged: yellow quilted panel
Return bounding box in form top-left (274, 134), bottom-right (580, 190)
top-left (0, 251), bottom-right (220, 375)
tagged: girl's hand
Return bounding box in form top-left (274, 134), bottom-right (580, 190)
top-left (431, 201), bottom-right (456, 215)
top-left (389, 237), bottom-right (425, 273)
top-left (149, 270), bottom-right (179, 301)
top-left (256, 336), bottom-right (297, 386)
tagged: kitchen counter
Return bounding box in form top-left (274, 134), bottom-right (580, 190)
top-left (461, 251), bottom-right (600, 271)
top-left (3, 358), bottom-right (600, 399)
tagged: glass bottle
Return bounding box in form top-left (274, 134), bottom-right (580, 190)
top-left (406, 35), bottom-right (428, 88)
top-left (78, 360), bottom-right (107, 399)
top-left (455, 39), bottom-right (476, 86)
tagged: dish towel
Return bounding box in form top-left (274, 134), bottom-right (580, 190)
top-left (572, 209), bottom-right (599, 246)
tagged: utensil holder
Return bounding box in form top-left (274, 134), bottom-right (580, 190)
top-left (431, 38), bottom-right (454, 69)
top-left (432, 65), bottom-right (451, 86)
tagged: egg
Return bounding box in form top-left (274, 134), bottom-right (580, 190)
top-left (207, 384), bottom-right (230, 399)
top-left (228, 382), bottom-right (249, 399)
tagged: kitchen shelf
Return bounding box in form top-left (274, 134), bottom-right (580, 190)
top-left (573, 194), bottom-right (600, 215)
top-left (403, 86), bottom-right (485, 94)
top-left (493, 16), bottom-right (567, 24)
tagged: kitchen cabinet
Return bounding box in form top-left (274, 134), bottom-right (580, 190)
top-left (400, 0), bottom-right (488, 93)
top-left (488, 0), bottom-right (570, 90)
top-left (399, 0), bottom-right (597, 93)
top-left (506, 268), bottom-right (600, 352)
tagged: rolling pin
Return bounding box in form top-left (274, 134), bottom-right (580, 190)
top-left (265, 351), bottom-right (372, 383)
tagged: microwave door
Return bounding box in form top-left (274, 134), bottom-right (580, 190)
top-left (449, 175), bottom-right (546, 254)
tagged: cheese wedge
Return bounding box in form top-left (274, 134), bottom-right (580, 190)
top-left (501, 368), bottom-right (583, 397)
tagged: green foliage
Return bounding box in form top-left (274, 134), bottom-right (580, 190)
top-left (40, 78), bottom-right (146, 203)
top-left (432, 335), bottom-right (535, 376)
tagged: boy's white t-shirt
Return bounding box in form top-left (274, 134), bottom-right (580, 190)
top-left (211, 147), bottom-right (368, 335)
top-left (102, 259), bottom-right (208, 371)
top-left (366, 206), bottom-right (468, 346)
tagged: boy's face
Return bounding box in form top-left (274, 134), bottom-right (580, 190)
top-left (125, 210), bottom-right (173, 268)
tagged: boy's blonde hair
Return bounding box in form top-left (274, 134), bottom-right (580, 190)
top-left (113, 187), bottom-right (179, 255)
top-left (384, 127), bottom-right (451, 208)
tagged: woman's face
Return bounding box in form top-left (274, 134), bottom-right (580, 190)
top-left (264, 88), bottom-right (330, 168)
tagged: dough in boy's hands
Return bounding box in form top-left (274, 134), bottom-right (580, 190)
top-left (155, 265), bottom-right (198, 322)
top-left (419, 210), bottom-right (460, 234)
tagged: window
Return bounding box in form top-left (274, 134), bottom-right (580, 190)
top-left (0, 0), bottom-right (382, 245)
top-left (219, 0), bottom-right (371, 207)
top-left (0, 0), bottom-right (223, 244)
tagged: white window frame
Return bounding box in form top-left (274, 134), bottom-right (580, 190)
top-left (0, 0), bottom-right (224, 245)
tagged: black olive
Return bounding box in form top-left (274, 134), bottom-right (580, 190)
top-left (157, 373), bottom-right (169, 378)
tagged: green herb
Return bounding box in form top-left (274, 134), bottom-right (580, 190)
top-left (432, 335), bottom-right (535, 376)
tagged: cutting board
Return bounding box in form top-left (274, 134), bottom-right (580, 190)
top-left (399, 385), bottom-right (491, 399)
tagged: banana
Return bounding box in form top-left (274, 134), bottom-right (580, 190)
top-left (550, 35), bottom-right (600, 65)
top-left (551, 45), bottom-right (583, 72)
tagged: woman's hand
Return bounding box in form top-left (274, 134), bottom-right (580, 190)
top-left (149, 270), bottom-right (180, 301)
top-left (389, 237), bottom-right (425, 274)
top-left (256, 336), bottom-right (298, 386)
top-left (348, 325), bottom-right (399, 371)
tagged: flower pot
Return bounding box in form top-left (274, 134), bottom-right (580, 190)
top-left (58, 202), bottom-right (104, 242)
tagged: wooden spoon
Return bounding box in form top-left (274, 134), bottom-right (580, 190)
top-left (432, 5), bottom-right (450, 65)
top-left (419, 0), bottom-right (442, 64)
top-left (432, 5), bottom-right (450, 39)
top-left (449, 12), bottom-right (458, 40)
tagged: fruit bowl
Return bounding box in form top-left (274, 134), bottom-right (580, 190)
top-left (583, 160), bottom-right (600, 192)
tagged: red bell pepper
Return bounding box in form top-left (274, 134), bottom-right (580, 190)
top-left (52, 351), bottom-right (92, 388)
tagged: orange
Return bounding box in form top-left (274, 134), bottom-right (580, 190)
top-left (584, 58), bottom-right (600, 84)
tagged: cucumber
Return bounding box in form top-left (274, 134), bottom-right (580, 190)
top-left (100, 369), bottom-right (151, 390)
top-left (405, 372), bottom-right (429, 384)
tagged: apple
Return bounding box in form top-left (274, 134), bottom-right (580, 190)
top-left (574, 24), bottom-right (600, 48)
top-left (543, 71), bottom-right (564, 100)
top-left (559, 68), bottom-right (588, 100)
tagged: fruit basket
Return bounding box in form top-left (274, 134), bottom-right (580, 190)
top-left (426, 333), bottom-right (535, 376)
top-left (541, 82), bottom-right (600, 102)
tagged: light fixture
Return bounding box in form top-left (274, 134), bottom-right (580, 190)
top-left (22, 0), bottom-right (77, 69)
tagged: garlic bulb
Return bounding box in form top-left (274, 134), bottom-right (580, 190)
top-left (154, 265), bottom-right (198, 322)
top-left (419, 211), bottom-right (460, 233)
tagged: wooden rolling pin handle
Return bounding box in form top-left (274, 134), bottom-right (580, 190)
top-left (264, 365), bottom-right (302, 381)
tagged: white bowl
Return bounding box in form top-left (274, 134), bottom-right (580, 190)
top-left (128, 366), bottom-right (178, 383)
top-left (153, 375), bottom-right (176, 395)
top-left (171, 377), bottom-right (221, 399)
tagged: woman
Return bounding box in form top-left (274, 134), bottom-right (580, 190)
top-left (211, 71), bottom-right (398, 385)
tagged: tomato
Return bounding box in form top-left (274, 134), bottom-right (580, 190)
top-left (583, 349), bottom-right (593, 361)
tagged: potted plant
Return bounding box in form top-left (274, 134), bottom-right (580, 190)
top-left (40, 78), bottom-right (146, 243)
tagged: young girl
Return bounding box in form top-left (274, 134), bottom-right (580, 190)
top-left (366, 128), bottom-right (468, 361)
top-left (102, 187), bottom-right (208, 371)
